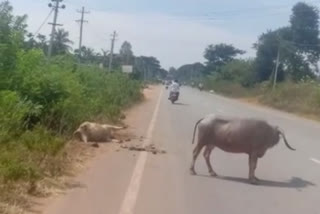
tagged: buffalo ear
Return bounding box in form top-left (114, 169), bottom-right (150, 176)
top-left (82, 123), bottom-right (90, 131)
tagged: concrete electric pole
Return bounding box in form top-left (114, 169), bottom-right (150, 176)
top-left (108, 31), bottom-right (118, 71)
top-left (273, 45), bottom-right (281, 91)
top-left (47, 0), bottom-right (65, 58)
top-left (76, 6), bottom-right (89, 62)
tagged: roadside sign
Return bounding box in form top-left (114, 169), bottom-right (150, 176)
top-left (122, 65), bottom-right (133, 73)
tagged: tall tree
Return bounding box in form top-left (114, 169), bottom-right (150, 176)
top-left (168, 67), bottom-right (176, 74)
top-left (134, 56), bottom-right (162, 81)
top-left (52, 28), bottom-right (73, 55)
top-left (24, 33), bottom-right (37, 50)
top-left (254, 2), bottom-right (320, 82)
top-left (36, 34), bottom-right (48, 53)
top-left (290, 2), bottom-right (320, 79)
top-left (0, 1), bottom-right (27, 71)
top-left (253, 27), bottom-right (291, 82)
top-left (75, 46), bottom-right (97, 63)
top-left (24, 33), bottom-right (48, 53)
top-left (174, 63), bottom-right (205, 82)
top-left (119, 41), bottom-right (134, 65)
top-left (291, 2), bottom-right (320, 53)
top-left (204, 43), bottom-right (245, 73)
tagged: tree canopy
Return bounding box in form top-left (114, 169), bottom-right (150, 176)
top-left (119, 41), bottom-right (134, 65)
top-left (254, 2), bottom-right (320, 82)
top-left (172, 63), bottom-right (205, 82)
top-left (204, 43), bottom-right (245, 73)
top-left (0, 1), bottom-right (27, 71)
top-left (52, 28), bottom-right (73, 55)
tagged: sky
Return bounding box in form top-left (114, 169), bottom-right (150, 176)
top-left (8, 0), bottom-right (320, 69)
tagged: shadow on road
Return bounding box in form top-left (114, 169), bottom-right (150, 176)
top-left (173, 102), bottom-right (189, 106)
top-left (197, 174), bottom-right (315, 189)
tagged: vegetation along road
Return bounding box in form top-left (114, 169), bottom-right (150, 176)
top-left (1, 0), bottom-right (320, 213)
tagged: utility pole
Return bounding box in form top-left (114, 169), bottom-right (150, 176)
top-left (108, 31), bottom-right (118, 71)
top-left (143, 60), bottom-right (146, 82)
top-left (76, 6), bottom-right (89, 62)
top-left (273, 45), bottom-right (281, 91)
top-left (48, 0), bottom-right (65, 58)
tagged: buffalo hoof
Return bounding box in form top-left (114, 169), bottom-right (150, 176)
top-left (190, 169), bottom-right (197, 175)
top-left (209, 171), bottom-right (218, 177)
top-left (249, 177), bottom-right (259, 185)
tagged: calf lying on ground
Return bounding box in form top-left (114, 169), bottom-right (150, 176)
top-left (190, 114), bottom-right (296, 184)
top-left (73, 122), bottom-right (127, 144)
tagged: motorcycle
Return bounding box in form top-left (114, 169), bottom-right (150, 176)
top-left (169, 92), bottom-right (179, 104)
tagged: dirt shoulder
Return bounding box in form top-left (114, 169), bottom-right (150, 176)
top-left (22, 85), bottom-right (162, 214)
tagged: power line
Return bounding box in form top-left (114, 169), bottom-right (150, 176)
top-left (32, 8), bottom-right (54, 37)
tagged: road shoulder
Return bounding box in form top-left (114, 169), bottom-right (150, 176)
top-left (27, 85), bottom-right (162, 214)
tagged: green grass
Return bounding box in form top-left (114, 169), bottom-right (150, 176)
top-left (260, 81), bottom-right (320, 116)
top-left (0, 50), bottom-right (143, 212)
top-left (204, 78), bottom-right (320, 119)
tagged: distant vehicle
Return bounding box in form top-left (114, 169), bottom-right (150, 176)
top-left (169, 92), bottom-right (179, 104)
top-left (198, 83), bottom-right (204, 91)
top-left (165, 80), bottom-right (170, 89)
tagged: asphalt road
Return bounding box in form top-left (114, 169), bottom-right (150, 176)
top-left (43, 86), bottom-right (320, 214)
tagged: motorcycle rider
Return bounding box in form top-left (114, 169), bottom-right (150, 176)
top-left (198, 82), bottom-right (204, 91)
top-left (168, 79), bottom-right (180, 100)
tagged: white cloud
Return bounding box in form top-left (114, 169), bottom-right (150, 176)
top-left (11, 1), bottom-right (256, 69)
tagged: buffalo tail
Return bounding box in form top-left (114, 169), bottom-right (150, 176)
top-left (277, 127), bottom-right (296, 151)
top-left (192, 118), bottom-right (204, 144)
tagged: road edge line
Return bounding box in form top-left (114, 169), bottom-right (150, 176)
top-left (118, 87), bottom-right (163, 214)
top-left (310, 157), bottom-right (320, 165)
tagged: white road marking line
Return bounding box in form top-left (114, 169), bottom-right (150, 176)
top-left (310, 158), bottom-right (320, 165)
top-left (118, 88), bottom-right (163, 214)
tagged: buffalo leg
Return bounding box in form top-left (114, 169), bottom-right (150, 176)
top-left (248, 154), bottom-right (259, 184)
top-left (190, 144), bottom-right (204, 175)
top-left (80, 134), bottom-right (88, 144)
top-left (203, 144), bottom-right (217, 177)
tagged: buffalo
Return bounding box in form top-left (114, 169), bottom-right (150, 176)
top-left (190, 114), bottom-right (295, 184)
top-left (73, 122), bottom-right (127, 145)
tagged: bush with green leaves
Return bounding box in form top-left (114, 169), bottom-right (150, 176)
top-left (0, 2), bottom-right (144, 208)
top-left (0, 90), bottom-right (33, 143)
top-left (206, 59), bottom-right (256, 87)
top-left (0, 49), bottom-right (142, 184)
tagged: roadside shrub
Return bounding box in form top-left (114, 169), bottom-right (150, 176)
top-left (217, 59), bottom-right (256, 87)
top-left (0, 149), bottom-right (39, 183)
top-left (0, 50), bottom-right (142, 185)
top-left (0, 91), bottom-right (32, 143)
top-left (260, 81), bottom-right (320, 115)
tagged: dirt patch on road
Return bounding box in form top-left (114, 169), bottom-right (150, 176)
top-left (120, 143), bottom-right (167, 155)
